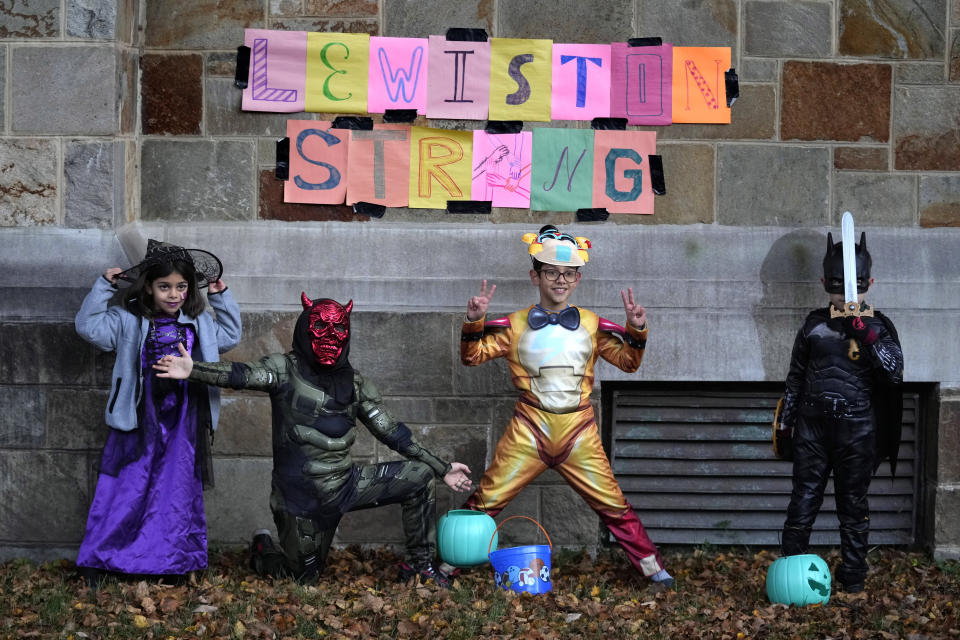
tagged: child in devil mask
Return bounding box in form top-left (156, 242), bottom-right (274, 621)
top-left (155, 294), bottom-right (472, 587)
top-left (774, 231), bottom-right (903, 593)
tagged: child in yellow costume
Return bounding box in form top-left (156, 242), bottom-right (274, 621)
top-left (461, 226), bottom-right (672, 587)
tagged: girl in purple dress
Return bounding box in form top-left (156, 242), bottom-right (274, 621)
top-left (74, 240), bottom-right (242, 582)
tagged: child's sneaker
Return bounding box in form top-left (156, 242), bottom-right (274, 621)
top-left (649, 568), bottom-right (675, 591)
top-left (396, 562), bottom-right (454, 589)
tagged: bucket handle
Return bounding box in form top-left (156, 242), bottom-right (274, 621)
top-left (488, 515), bottom-right (553, 554)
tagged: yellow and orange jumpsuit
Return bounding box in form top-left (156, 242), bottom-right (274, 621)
top-left (461, 305), bottom-right (664, 576)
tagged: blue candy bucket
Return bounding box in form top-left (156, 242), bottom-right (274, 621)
top-left (488, 515), bottom-right (552, 594)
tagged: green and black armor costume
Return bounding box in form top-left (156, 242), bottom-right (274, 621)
top-left (187, 296), bottom-right (451, 581)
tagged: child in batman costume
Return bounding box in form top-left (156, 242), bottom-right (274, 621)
top-left (155, 294), bottom-right (472, 587)
top-left (774, 231), bottom-right (903, 593)
top-left (460, 225), bottom-right (673, 588)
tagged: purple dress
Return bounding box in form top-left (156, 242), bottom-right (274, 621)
top-left (77, 317), bottom-right (208, 575)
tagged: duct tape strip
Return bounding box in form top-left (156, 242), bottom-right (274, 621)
top-left (447, 200), bottom-right (492, 214)
top-left (628, 37), bottom-right (663, 47)
top-left (649, 155), bottom-right (665, 195)
top-left (332, 116), bottom-right (373, 130)
top-left (484, 120), bottom-right (523, 134)
top-left (576, 208), bottom-right (609, 222)
top-left (383, 109), bottom-right (418, 123)
top-left (725, 68), bottom-right (739, 107)
top-left (275, 137), bottom-right (290, 181)
top-left (591, 117), bottom-right (627, 130)
top-left (234, 45), bottom-right (251, 89)
top-left (445, 28), bottom-right (488, 42)
top-left (353, 202), bottom-right (386, 218)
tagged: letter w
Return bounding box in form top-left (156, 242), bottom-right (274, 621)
top-left (377, 46), bottom-right (424, 104)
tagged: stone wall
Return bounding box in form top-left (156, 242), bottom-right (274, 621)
top-left (1, 0), bottom-right (959, 561)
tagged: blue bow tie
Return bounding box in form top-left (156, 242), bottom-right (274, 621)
top-left (528, 306), bottom-right (580, 331)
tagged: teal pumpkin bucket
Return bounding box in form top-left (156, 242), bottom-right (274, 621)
top-left (766, 554), bottom-right (831, 606)
top-left (438, 509), bottom-right (498, 567)
top-left (488, 515), bottom-right (552, 595)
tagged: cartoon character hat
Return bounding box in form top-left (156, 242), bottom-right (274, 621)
top-left (117, 239), bottom-right (223, 288)
top-left (522, 225), bottom-right (591, 267)
top-left (822, 231), bottom-right (871, 294)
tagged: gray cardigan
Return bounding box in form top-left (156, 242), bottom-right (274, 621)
top-left (75, 276), bottom-right (242, 432)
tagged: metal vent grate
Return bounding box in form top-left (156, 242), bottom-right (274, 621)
top-left (605, 383), bottom-right (919, 546)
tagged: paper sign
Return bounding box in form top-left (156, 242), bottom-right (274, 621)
top-left (550, 43), bottom-right (610, 121)
top-left (592, 130), bottom-right (656, 214)
top-left (671, 46), bottom-right (730, 124)
top-left (305, 32), bottom-right (369, 113)
top-left (409, 127), bottom-right (473, 208)
top-left (489, 38), bottom-right (552, 122)
top-left (471, 130), bottom-right (533, 208)
top-left (530, 128), bottom-right (594, 212)
top-left (426, 35), bottom-right (490, 120)
top-left (285, 120), bottom-right (349, 204)
top-left (367, 36), bottom-right (428, 114)
top-left (242, 29), bottom-right (307, 113)
top-left (610, 42), bottom-right (672, 126)
top-left (346, 125), bottom-right (411, 207)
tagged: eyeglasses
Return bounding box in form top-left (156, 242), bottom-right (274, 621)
top-left (539, 268), bottom-right (580, 282)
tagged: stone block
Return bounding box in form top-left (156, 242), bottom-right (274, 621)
top-left (400, 423), bottom-right (488, 484)
top-left (893, 86), bottom-right (960, 170)
top-left (938, 398), bottom-right (960, 482)
top-left (0, 0), bottom-right (57, 38)
top-left (501, 0), bottom-right (632, 42)
top-left (896, 62), bottom-right (946, 84)
top-left (740, 57), bottom-right (778, 83)
top-left (120, 48), bottom-right (137, 135)
top-left (382, 0), bottom-right (493, 38)
top-left (206, 77), bottom-right (292, 137)
top-left (717, 145), bottom-right (830, 226)
top-left (782, 62), bottom-right (891, 143)
top-left (46, 388), bottom-right (110, 450)
top-left (434, 397), bottom-right (492, 425)
top-left (258, 168), bottom-right (360, 221)
top-left (839, 0), bottom-right (945, 59)
top-left (145, 0), bottom-right (263, 49)
top-left (11, 47), bottom-right (117, 134)
top-left (951, 30), bottom-right (960, 82)
top-left (0, 386), bottom-right (44, 447)
top-left (67, 0), bottom-right (116, 39)
top-left (655, 84), bottom-right (776, 141)
top-left (303, 0), bottom-right (377, 16)
top-left (492, 491), bottom-right (541, 548)
top-left (920, 175), bottom-right (960, 227)
top-left (379, 396), bottom-right (435, 424)
top-left (0, 47), bottom-right (5, 124)
top-left (453, 346), bottom-right (516, 397)
top-left (350, 312), bottom-right (454, 395)
top-left (0, 451), bottom-right (91, 542)
top-left (141, 54), bottom-right (202, 136)
top-left (270, 0), bottom-right (302, 17)
top-left (336, 503), bottom-right (405, 544)
top-left (743, 1), bottom-right (831, 58)
top-left (834, 147), bottom-right (888, 171)
top-left (834, 173), bottom-right (916, 226)
top-left (0, 138), bottom-right (57, 226)
top-left (0, 323), bottom-right (97, 385)
top-left (934, 485), bottom-right (960, 551)
top-left (639, 0), bottom-right (737, 50)
top-left (214, 395), bottom-right (273, 456)
top-left (206, 52), bottom-right (236, 77)
top-left (643, 143), bottom-right (713, 224)
top-left (65, 141), bottom-right (127, 229)
top-left (206, 457), bottom-right (273, 544)
top-left (226, 311), bottom-right (298, 363)
top-left (270, 17), bottom-right (378, 34)
top-left (141, 140), bottom-right (256, 221)
top-left (541, 485), bottom-right (600, 545)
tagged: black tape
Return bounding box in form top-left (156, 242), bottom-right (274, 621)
top-left (628, 37), bottom-right (662, 47)
top-left (275, 137), bottom-right (290, 181)
top-left (332, 116), bottom-right (373, 130)
top-left (383, 109), bottom-right (418, 123)
top-left (591, 117), bottom-right (627, 130)
top-left (447, 200), bottom-right (492, 214)
top-left (484, 120), bottom-right (523, 134)
top-left (445, 28), bottom-right (488, 42)
top-left (353, 202), bottom-right (386, 218)
top-left (649, 155), bottom-right (665, 196)
top-left (576, 208), bottom-right (609, 222)
top-left (234, 45), bottom-right (251, 89)
top-left (725, 68), bottom-right (739, 107)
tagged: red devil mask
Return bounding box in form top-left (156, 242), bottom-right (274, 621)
top-left (301, 293), bottom-right (353, 367)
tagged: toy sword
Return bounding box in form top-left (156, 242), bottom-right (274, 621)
top-left (830, 211), bottom-right (871, 318)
